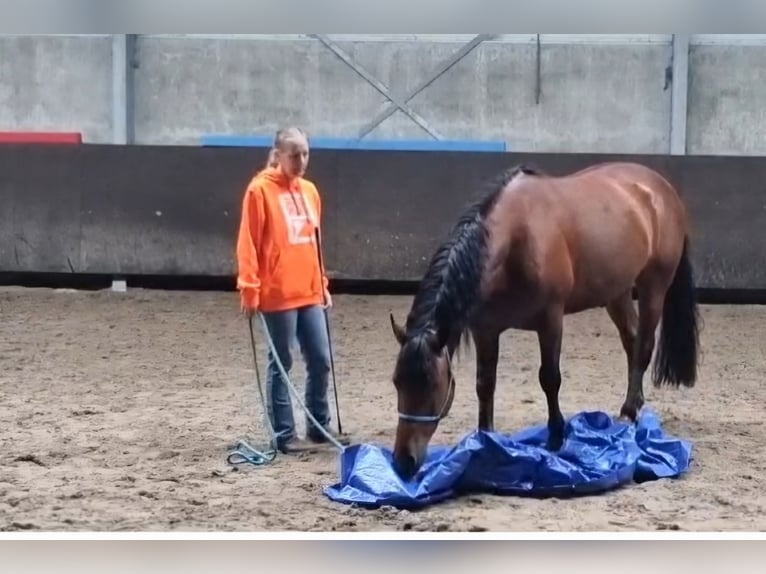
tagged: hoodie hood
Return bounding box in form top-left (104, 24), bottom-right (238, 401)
top-left (259, 166), bottom-right (301, 188)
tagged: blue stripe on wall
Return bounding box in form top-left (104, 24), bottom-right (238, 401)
top-left (200, 135), bottom-right (506, 153)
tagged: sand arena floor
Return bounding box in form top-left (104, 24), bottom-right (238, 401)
top-left (1, 287), bottom-right (766, 532)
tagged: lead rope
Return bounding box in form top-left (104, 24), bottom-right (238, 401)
top-left (227, 313), bottom-right (346, 468)
top-left (256, 312), bottom-right (346, 450)
top-left (226, 317), bottom-right (279, 466)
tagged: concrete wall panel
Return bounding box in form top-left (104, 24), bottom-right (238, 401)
top-left (0, 35), bottom-right (112, 143)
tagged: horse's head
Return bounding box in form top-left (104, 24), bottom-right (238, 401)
top-left (389, 313), bottom-right (456, 479)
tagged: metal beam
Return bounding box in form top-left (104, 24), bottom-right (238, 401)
top-left (357, 34), bottom-right (494, 139)
top-left (112, 34), bottom-right (136, 144)
top-left (311, 34), bottom-right (443, 140)
top-left (669, 34), bottom-right (689, 155)
top-left (147, 34), bottom-right (674, 46)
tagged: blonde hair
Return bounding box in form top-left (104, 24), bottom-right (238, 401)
top-left (265, 126), bottom-right (309, 169)
top-left (274, 126), bottom-right (309, 149)
top-left (265, 147), bottom-right (278, 169)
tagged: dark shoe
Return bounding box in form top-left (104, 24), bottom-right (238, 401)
top-left (308, 428), bottom-right (352, 446)
top-left (277, 437), bottom-right (321, 454)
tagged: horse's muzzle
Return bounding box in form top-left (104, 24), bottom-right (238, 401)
top-left (394, 453), bottom-right (419, 480)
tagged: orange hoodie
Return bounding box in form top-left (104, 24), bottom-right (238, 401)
top-left (236, 167), bottom-right (329, 313)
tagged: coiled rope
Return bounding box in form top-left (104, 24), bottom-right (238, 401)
top-left (227, 313), bottom-right (345, 467)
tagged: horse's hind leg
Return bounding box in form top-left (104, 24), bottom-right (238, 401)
top-left (605, 291), bottom-right (640, 419)
top-left (536, 307), bottom-right (566, 451)
top-left (619, 276), bottom-right (667, 421)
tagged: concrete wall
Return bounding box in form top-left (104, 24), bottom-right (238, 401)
top-left (0, 35), bottom-right (112, 141)
top-left (1, 34), bottom-right (765, 155)
top-left (688, 42), bottom-right (766, 155)
top-left (133, 36), bottom-right (671, 153)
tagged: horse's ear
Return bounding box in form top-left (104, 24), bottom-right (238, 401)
top-left (390, 313), bottom-right (406, 346)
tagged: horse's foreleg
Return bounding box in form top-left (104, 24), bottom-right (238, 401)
top-left (620, 281), bottom-right (665, 421)
top-left (537, 309), bottom-right (566, 451)
top-left (474, 332), bottom-right (499, 432)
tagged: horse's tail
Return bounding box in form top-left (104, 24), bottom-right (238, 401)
top-left (652, 235), bottom-right (700, 388)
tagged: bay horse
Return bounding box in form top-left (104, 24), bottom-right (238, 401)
top-left (388, 161), bottom-right (700, 479)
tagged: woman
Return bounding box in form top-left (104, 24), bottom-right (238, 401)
top-left (236, 127), bottom-right (348, 453)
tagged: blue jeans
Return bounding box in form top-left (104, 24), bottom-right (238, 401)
top-left (261, 304), bottom-right (332, 446)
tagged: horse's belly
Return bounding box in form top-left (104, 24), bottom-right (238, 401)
top-left (565, 232), bottom-right (649, 310)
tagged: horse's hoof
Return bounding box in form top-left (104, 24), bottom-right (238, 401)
top-left (618, 404), bottom-right (640, 423)
top-left (617, 408), bottom-right (641, 426)
top-left (617, 415), bottom-right (635, 427)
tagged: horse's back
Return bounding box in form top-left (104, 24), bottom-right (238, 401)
top-left (542, 161), bottom-right (686, 233)
top-left (485, 161), bottom-right (688, 315)
top-left (570, 162), bottom-right (684, 210)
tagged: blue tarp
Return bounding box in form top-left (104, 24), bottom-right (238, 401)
top-left (324, 409), bottom-right (692, 509)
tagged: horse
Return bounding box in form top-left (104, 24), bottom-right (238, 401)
top-left (388, 161), bottom-right (700, 479)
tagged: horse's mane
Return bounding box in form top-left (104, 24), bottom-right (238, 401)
top-left (398, 164), bottom-right (539, 383)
